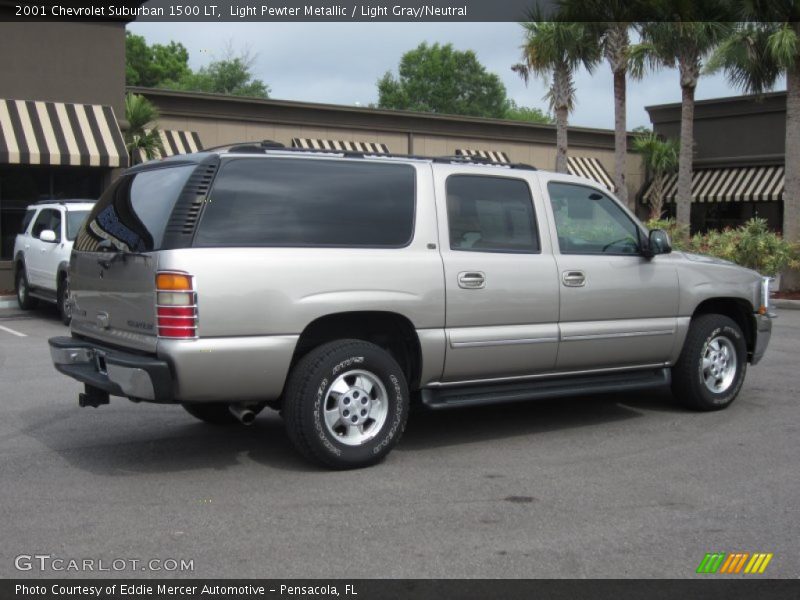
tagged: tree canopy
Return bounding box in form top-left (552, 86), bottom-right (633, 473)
top-left (125, 33), bottom-right (270, 98)
top-left (378, 43), bottom-right (509, 118)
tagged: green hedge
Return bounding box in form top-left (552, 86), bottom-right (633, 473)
top-left (645, 218), bottom-right (800, 277)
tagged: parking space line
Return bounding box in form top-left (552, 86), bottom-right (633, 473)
top-left (0, 324), bottom-right (27, 337)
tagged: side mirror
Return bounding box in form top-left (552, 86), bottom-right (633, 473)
top-left (644, 229), bottom-right (672, 258)
top-left (39, 229), bottom-right (57, 243)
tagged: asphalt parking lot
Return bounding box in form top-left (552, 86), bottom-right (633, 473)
top-left (0, 305), bottom-right (797, 579)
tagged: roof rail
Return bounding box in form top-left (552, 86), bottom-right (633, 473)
top-left (33, 199), bottom-right (95, 205)
top-left (207, 141), bottom-right (538, 170)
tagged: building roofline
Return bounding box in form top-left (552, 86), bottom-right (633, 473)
top-left (645, 90), bottom-right (786, 114)
top-left (128, 86), bottom-right (640, 149)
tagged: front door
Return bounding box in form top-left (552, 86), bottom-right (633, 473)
top-left (26, 208), bottom-right (62, 289)
top-left (435, 169), bottom-right (560, 382)
top-left (543, 180), bottom-right (679, 371)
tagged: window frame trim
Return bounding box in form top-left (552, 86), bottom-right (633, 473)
top-left (444, 173), bottom-right (542, 255)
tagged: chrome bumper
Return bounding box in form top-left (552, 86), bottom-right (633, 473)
top-left (751, 313), bottom-right (773, 366)
top-left (49, 336), bottom-right (174, 402)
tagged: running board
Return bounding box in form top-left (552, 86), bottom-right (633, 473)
top-left (29, 289), bottom-right (57, 304)
top-left (421, 368), bottom-right (670, 410)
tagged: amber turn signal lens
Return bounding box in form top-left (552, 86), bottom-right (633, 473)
top-left (156, 273), bottom-right (192, 290)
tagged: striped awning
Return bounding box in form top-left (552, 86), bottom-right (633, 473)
top-left (567, 156), bottom-right (616, 192)
top-left (641, 166), bottom-right (784, 203)
top-left (292, 138), bottom-right (389, 153)
top-left (455, 148), bottom-right (510, 163)
top-left (0, 98), bottom-right (127, 167)
top-left (136, 129), bottom-right (203, 164)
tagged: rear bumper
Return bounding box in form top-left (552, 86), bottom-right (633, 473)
top-left (49, 336), bottom-right (173, 402)
top-left (750, 313), bottom-right (773, 366)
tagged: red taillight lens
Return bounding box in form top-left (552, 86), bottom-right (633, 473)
top-left (156, 272), bottom-right (197, 339)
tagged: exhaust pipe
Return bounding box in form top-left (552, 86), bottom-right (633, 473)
top-left (228, 404), bottom-right (256, 425)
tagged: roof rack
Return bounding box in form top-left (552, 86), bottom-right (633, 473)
top-left (33, 199), bottom-right (95, 205)
top-left (208, 140), bottom-right (537, 170)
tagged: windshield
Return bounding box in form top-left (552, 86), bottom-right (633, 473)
top-left (66, 210), bottom-right (90, 241)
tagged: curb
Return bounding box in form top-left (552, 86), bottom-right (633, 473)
top-left (0, 295), bottom-right (17, 309)
top-left (772, 298), bottom-right (800, 310)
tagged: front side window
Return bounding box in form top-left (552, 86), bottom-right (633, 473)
top-left (194, 158), bottom-right (416, 247)
top-left (446, 175), bottom-right (539, 253)
top-left (31, 209), bottom-right (61, 241)
top-left (548, 182), bottom-right (641, 255)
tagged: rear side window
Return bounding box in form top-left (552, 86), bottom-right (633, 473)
top-left (75, 164), bottom-right (196, 252)
top-left (446, 175), bottom-right (539, 253)
top-left (194, 158), bottom-right (416, 247)
top-left (20, 209), bottom-right (36, 234)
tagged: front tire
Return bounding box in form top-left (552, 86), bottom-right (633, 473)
top-left (15, 266), bottom-right (37, 310)
top-left (283, 340), bottom-right (409, 469)
top-left (672, 314), bottom-right (747, 411)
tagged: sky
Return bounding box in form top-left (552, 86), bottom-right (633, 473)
top-left (127, 22), bottom-right (786, 131)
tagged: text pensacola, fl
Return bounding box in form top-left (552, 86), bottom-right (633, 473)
top-left (45, 4), bottom-right (469, 19)
top-left (16, 584), bottom-right (355, 597)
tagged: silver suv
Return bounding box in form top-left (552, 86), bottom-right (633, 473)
top-left (48, 143), bottom-right (774, 469)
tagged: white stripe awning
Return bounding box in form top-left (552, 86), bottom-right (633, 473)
top-left (455, 148), bottom-right (510, 163)
top-left (0, 98), bottom-right (127, 167)
top-left (291, 138), bottom-right (389, 154)
top-left (641, 166), bottom-right (784, 203)
top-left (136, 129), bottom-right (203, 163)
top-left (567, 156), bottom-right (616, 192)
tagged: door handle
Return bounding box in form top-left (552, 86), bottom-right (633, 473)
top-left (458, 271), bottom-right (486, 289)
top-left (562, 270), bottom-right (586, 287)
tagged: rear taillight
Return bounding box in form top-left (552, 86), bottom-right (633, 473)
top-left (156, 272), bottom-right (197, 339)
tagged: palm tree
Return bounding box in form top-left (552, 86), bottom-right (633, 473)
top-left (513, 21), bottom-right (600, 174)
top-left (706, 15), bottom-right (800, 286)
top-left (633, 132), bottom-right (679, 220)
top-left (124, 92), bottom-right (164, 165)
top-left (556, 1), bottom-right (642, 206)
top-left (634, 21), bottom-right (731, 227)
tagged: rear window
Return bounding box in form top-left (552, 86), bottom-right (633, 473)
top-left (75, 165), bottom-right (196, 252)
top-left (194, 158), bottom-right (416, 248)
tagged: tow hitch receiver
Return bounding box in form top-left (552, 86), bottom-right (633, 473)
top-left (79, 385), bottom-right (110, 408)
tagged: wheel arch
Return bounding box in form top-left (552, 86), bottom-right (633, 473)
top-left (691, 297), bottom-right (756, 358)
top-left (290, 311), bottom-right (423, 390)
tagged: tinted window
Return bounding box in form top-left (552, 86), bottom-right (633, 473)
top-left (66, 210), bottom-right (90, 241)
top-left (31, 209), bottom-right (61, 241)
top-left (548, 182), bottom-right (641, 254)
top-left (20, 209), bottom-right (36, 234)
top-left (194, 158), bottom-right (415, 247)
top-left (76, 165), bottom-right (195, 252)
top-left (446, 175), bottom-right (539, 253)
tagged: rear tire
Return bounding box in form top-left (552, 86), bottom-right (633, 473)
top-left (672, 314), bottom-right (747, 411)
top-left (283, 339), bottom-right (409, 469)
top-left (15, 266), bottom-right (37, 310)
top-left (57, 273), bottom-right (71, 326)
top-left (182, 402), bottom-right (263, 425)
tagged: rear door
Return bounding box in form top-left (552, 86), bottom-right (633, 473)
top-left (434, 168), bottom-right (560, 382)
top-left (70, 163), bottom-right (200, 353)
top-left (543, 179), bottom-right (679, 370)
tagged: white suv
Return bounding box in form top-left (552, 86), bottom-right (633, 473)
top-left (13, 200), bottom-right (94, 324)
